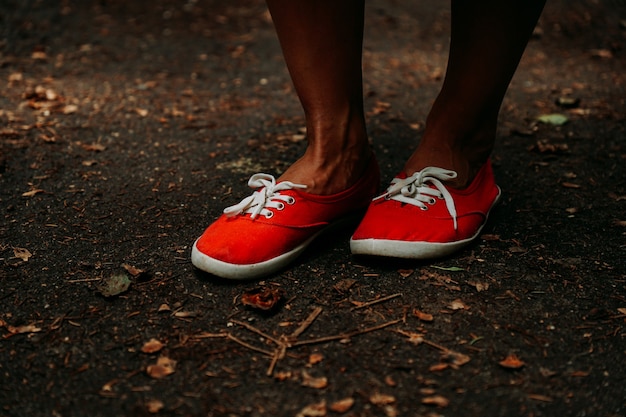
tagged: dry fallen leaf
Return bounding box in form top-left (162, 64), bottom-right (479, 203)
top-left (369, 392), bottom-right (396, 406)
top-left (146, 356), bottom-right (176, 379)
top-left (422, 395), bottom-right (450, 407)
top-left (81, 143), bottom-right (106, 152)
top-left (141, 338), bottom-right (165, 354)
top-left (301, 370), bottom-right (328, 389)
top-left (413, 309), bottom-right (434, 322)
top-left (429, 363), bottom-right (449, 372)
top-left (617, 308), bottom-right (626, 315)
top-left (122, 263), bottom-right (145, 277)
top-left (97, 273), bottom-right (131, 297)
top-left (240, 286), bottom-right (285, 311)
top-left (295, 400), bottom-right (326, 417)
top-left (308, 353), bottom-right (324, 365)
top-left (13, 247), bottom-right (32, 262)
top-left (448, 299), bottom-right (469, 310)
top-left (384, 375), bottom-right (397, 387)
top-left (329, 397), bottom-right (354, 413)
top-left (398, 269), bottom-right (414, 278)
top-left (333, 279), bottom-right (356, 293)
top-left (499, 354), bottom-right (525, 369)
top-left (469, 281), bottom-right (490, 292)
top-left (146, 399), bottom-right (164, 413)
top-left (63, 104), bottom-right (78, 114)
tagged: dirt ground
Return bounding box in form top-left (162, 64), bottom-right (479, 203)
top-left (1, 0), bottom-right (625, 416)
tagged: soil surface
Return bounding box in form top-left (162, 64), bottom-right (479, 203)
top-left (1, 1), bottom-right (625, 416)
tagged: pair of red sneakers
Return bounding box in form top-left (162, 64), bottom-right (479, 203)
top-left (191, 157), bottom-right (501, 279)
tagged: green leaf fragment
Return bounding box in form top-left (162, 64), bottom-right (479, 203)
top-left (537, 113), bottom-right (569, 126)
top-left (431, 266), bottom-right (465, 272)
top-left (98, 273), bottom-right (131, 297)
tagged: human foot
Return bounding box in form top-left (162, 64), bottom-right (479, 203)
top-left (350, 160), bottom-right (500, 259)
top-left (191, 156), bottom-right (379, 279)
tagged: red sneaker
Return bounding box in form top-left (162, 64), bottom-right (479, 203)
top-left (350, 160), bottom-right (501, 259)
top-left (191, 157), bottom-right (380, 279)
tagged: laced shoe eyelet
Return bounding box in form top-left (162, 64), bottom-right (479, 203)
top-left (264, 211), bottom-right (274, 219)
top-left (286, 197), bottom-right (296, 205)
top-left (420, 206), bottom-right (429, 211)
top-left (276, 202), bottom-right (285, 210)
top-left (429, 198), bottom-right (436, 205)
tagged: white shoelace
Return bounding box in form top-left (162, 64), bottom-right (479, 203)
top-left (374, 167), bottom-right (459, 230)
top-left (223, 173), bottom-right (307, 219)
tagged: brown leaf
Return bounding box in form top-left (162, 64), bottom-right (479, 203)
top-left (333, 279), bottom-right (356, 293)
top-left (122, 263), bottom-right (145, 277)
top-left (468, 281), bottom-right (489, 292)
top-left (446, 350), bottom-right (471, 367)
top-left (240, 286), bottom-right (284, 311)
top-left (146, 356), bottom-right (176, 379)
top-left (422, 395), bottom-right (450, 407)
top-left (398, 269), bottom-right (414, 278)
top-left (301, 370), bottom-right (328, 389)
top-left (141, 338), bottom-right (165, 354)
top-left (499, 354), bottom-right (525, 369)
top-left (31, 51), bottom-right (47, 60)
top-left (295, 400), bottom-right (326, 417)
top-left (13, 247), bottom-right (32, 262)
top-left (413, 309), bottom-right (434, 322)
top-left (448, 299), bottom-right (469, 310)
top-left (308, 353), bottom-right (324, 365)
top-left (429, 363), bottom-right (449, 372)
top-left (81, 143), bottom-right (106, 152)
top-left (146, 399), bottom-right (164, 413)
top-left (329, 397), bottom-right (354, 413)
top-left (63, 104), bottom-right (78, 114)
top-left (369, 392), bottom-right (396, 405)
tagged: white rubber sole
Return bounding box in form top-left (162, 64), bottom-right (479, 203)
top-left (191, 213), bottom-right (363, 280)
top-left (350, 188), bottom-right (501, 259)
top-left (191, 234), bottom-right (318, 280)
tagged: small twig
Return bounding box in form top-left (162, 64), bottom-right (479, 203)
top-left (66, 278), bottom-right (102, 283)
top-left (291, 318), bottom-right (402, 347)
top-left (289, 306), bottom-right (323, 339)
top-left (226, 333), bottom-right (274, 357)
top-left (351, 293), bottom-right (402, 310)
top-left (266, 344), bottom-right (287, 376)
top-left (231, 320), bottom-right (282, 345)
top-left (189, 332), bottom-right (229, 340)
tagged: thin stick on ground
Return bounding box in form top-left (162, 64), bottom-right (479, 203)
top-left (227, 333), bottom-right (274, 357)
top-left (351, 293), bottom-right (402, 310)
top-left (291, 318), bottom-right (402, 347)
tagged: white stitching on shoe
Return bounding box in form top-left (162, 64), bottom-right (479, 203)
top-left (374, 167), bottom-right (459, 230)
top-left (223, 173), bottom-right (307, 219)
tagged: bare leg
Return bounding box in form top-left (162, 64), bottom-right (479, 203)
top-left (266, 0), bottom-right (371, 195)
top-left (404, 0), bottom-right (546, 188)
